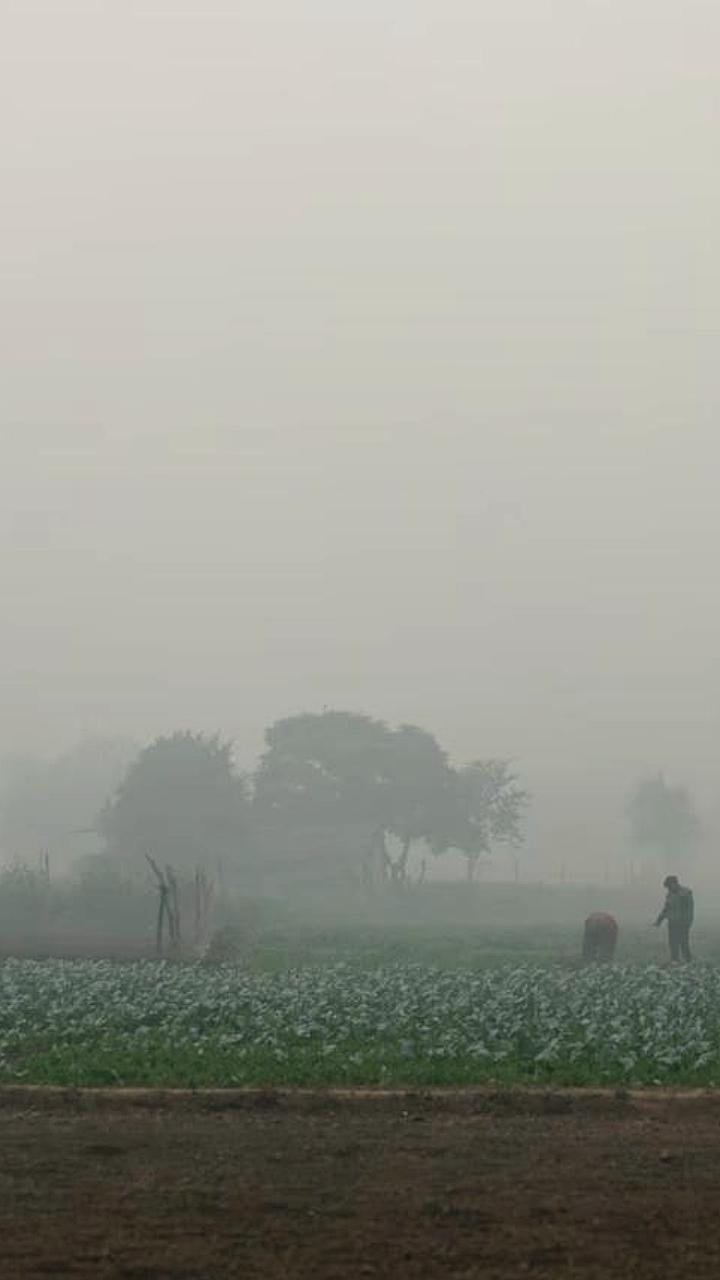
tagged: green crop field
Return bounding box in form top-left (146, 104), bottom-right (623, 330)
top-left (1, 956), bottom-right (719, 1089)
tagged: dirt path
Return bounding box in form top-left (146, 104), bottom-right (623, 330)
top-left (0, 1087), bottom-right (719, 1278)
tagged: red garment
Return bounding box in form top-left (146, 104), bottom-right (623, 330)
top-left (582, 912), bottom-right (618, 961)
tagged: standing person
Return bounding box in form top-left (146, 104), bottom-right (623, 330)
top-left (654, 875), bottom-right (694, 962)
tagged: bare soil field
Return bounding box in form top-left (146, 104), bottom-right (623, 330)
top-left (0, 1087), bottom-right (719, 1278)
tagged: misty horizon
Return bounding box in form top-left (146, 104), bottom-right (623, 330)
top-left (2, 2), bottom-right (718, 877)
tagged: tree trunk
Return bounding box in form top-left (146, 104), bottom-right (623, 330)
top-left (380, 834), bottom-right (412, 888)
top-left (396, 836), bottom-right (412, 885)
top-left (362, 828), bottom-right (388, 892)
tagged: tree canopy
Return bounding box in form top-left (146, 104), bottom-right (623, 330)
top-left (253, 710), bottom-right (527, 886)
top-left (99, 732), bottom-right (247, 872)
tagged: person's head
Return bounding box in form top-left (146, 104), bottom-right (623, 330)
top-left (663, 875), bottom-right (679, 892)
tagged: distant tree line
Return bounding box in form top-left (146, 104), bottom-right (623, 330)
top-left (2, 723), bottom-right (707, 892)
top-left (0, 712), bottom-right (528, 891)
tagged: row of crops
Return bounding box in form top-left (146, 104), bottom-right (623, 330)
top-left (0, 958), bottom-right (717, 1087)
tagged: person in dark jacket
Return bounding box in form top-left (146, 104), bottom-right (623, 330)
top-left (654, 875), bottom-right (694, 962)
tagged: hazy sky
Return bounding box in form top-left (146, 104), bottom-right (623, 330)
top-left (1, 1), bottom-right (718, 847)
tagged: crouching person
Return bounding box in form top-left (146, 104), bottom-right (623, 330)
top-left (582, 912), bottom-right (618, 963)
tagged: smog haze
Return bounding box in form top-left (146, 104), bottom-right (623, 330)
top-left (2, 1), bottom-right (717, 872)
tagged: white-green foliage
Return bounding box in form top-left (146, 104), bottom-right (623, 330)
top-left (0, 960), bottom-right (718, 1084)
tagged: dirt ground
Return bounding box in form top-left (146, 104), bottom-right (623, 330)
top-left (0, 1087), bottom-right (719, 1279)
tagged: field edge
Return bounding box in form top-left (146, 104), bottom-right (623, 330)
top-left (0, 1082), bottom-right (719, 1115)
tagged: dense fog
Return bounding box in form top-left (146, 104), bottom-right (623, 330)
top-left (2, 2), bottom-right (718, 884)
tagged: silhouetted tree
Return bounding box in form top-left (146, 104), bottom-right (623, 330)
top-left (99, 732), bottom-right (247, 872)
top-left (253, 711), bottom-right (450, 887)
top-left (252, 711), bottom-right (528, 889)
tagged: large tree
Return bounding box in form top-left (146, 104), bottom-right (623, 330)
top-left (253, 711), bottom-right (450, 887)
top-left (99, 732), bottom-right (247, 873)
top-left (252, 711), bottom-right (528, 889)
top-left (626, 772), bottom-right (700, 869)
top-left (378, 723), bottom-right (452, 884)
